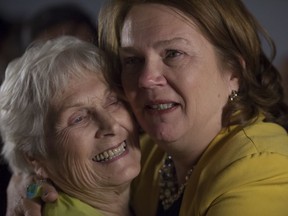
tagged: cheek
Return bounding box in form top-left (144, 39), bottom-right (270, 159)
top-left (178, 70), bottom-right (224, 113)
top-left (51, 129), bottom-right (89, 163)
top-left (122, 73), bottom-right (138, 95)
top-left (119, 111), bottom-right (136, 130)
top-left (48, 134), bottom-right (91, 170)
top-left (46, 156), bottom-right (96, 190)
top-left (123, 87), bottom-right (134, 101)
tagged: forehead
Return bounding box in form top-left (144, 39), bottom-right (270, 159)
top-left (121, 3), bottom-right (200, 46)
top-left (52, 71), bottom-right (107, 108)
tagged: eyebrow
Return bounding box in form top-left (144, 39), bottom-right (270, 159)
top-left (154, 37), bottom-right (190, 48)
top-left (120, 37), bottom-right (190, 53)
top-left (59, 88), bottom-right (111, 111)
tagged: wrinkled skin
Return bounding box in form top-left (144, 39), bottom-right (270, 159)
top-left (6, 72), bottom-right (141, 216)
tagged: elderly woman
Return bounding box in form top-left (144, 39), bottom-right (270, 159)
top-left (0, 36), bottom-right (141, 216)
top-left (5, 0), bottom-right (288, 216)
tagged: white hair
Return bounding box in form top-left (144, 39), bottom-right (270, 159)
top-left (0, 36), bottom-right (105, 174)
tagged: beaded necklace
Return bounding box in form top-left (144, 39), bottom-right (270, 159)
top-left (158, 155), bottom-right (194, 210)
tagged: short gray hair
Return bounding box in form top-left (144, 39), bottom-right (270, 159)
top-left (0, 36), bottom-right (104, 174)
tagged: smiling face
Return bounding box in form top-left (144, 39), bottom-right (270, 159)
top-left (120, 4), bottom-right (238, 152)
top-left (43, 71), bottom-right (140, 192)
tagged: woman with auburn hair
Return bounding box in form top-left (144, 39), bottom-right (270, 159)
top-left (98, 0), bottom-right (288, 215)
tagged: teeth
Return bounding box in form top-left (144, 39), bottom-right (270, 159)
top-left (150, 103), bottom-right (174, 110)
top-left (92, 142), bottom-right (127, 162)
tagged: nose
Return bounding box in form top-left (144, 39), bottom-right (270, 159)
top-left (94, 112), bottom-right (120, 138)
top-left (138, 58), bottom-right (167, 89)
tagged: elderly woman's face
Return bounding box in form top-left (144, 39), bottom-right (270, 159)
top-left (46, 72), bottom-right (140, 188)
top-left (119, 4), bottom-right (238, 147)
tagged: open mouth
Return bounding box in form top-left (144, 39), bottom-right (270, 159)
top-left (92, 141), bottom-right (127, 163)
top-left (147, 103), bottom-right (178, 110)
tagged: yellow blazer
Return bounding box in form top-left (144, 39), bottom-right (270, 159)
top-left (131, 116), bottom-right (288, 216)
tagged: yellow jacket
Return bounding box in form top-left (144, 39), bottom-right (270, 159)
top-left (44, 192), bottom-right (103, 216)
top-left (131, 117), bottom-right (288, 216)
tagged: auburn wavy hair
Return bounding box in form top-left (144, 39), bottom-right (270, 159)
top-left (98, 0), bottom-right (288, 129)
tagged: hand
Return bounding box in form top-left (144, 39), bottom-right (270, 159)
top-left (6, 173), bottom-right (58, 216)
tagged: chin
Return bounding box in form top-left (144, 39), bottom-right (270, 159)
top-left (109, 152), bottom-right (141, 185)
top-left (110, 165), bottom-right (141, 186)
top-left (148, 127), bottom-right (179, 143)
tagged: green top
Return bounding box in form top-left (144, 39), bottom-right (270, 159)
top-left (131, 115), bottom-right (288, 216)
top-left (44, 192), bottom-right (104, 216)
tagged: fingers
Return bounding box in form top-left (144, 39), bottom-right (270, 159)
top-left (25, 178), bottom-right (59, 202)
top-left (37, 180), bottom-right (58, 202)
top-left (21, 198), bottom-right (42, 216)
top-left (6, 173), bottom-right (59, 216)
top-left (6, 196), bottom-right (41, 216)
top-left (6, 173), bottom-right (34, 216)
top-left (26, 183), bottom-right (42, 199)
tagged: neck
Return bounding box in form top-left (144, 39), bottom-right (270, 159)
top-left (159, 120), bottom-right (222, 184)
top-left (173, 159), bottom-right (194, 185)
top-left (158, 138), bottom-right (201, 184)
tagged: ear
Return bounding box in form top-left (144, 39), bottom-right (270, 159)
top-left (239, 56), bottom-right (246, 70)
top-left (24, 154), bottom-right (49, 178)
top-left (228, 72), bottom-right (239, 92)
top-left (227, 56), bottom-right (245, 92)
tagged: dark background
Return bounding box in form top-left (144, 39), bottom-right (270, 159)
top-left (0, 0), bottom-right (287, 215)
top-left (0, 0), bottom-right (287, 67)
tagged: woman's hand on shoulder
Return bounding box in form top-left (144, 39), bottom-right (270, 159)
top-left (6, 173), bottom-right (58, 216)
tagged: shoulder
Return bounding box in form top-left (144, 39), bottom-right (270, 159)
top-left (241, 120), bottom-right (288, 154)
top-left (201, 119), bottom-right (288, 170)
top-left (184, 121), bottom-right (288, 215)
top-left (194, 120), bottom-right (288, 201)
top-left (44, 192), bottom-right (104, 216)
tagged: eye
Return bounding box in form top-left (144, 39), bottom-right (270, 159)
top-left (68, 109), bottom-right (89, 126)
top-left (73, 116), bottom-right (84, 124)
top-left (108, 97), bottom-right (120, 106)
top-left (121, 56), bottom-right (143, 66)
top-left (105, 95), bottom-right (123, 110)
top-left (165, 49), bottom-right (183, 58)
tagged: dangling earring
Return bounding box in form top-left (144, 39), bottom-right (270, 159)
top-left (229, 90), bottom-right (238, 101)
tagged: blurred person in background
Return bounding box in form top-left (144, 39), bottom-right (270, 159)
top-left (0, 16), bottom-right (22, 83)
top-left (21, 3), bottom-right (98, 49)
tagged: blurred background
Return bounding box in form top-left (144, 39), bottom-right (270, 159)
top-left (0, 0), bottom-right (287, 215)
top-left (0, 0), bottom-right (287, 66)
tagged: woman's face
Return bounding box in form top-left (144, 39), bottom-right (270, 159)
top-left (45, 72), bottom-right (140, 189)
top-left (119, 4), bottom-right (238, 149)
